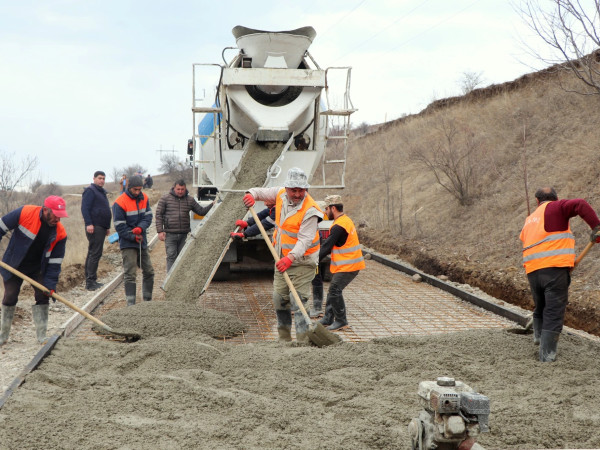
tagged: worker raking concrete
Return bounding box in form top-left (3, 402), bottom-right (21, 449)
top-left (318, 194), bottom-right (365, 331)
top-left (242, 167), bottom-right (324, 343)
top-left (520, 186), bottom-right (600, 362)
top-left (0, 196), bottom-right (68, 345)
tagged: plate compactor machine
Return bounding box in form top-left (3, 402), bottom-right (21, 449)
top-left (408, 377), bottom-right (490, 450)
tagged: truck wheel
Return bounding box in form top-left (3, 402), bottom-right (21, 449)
top-left (213, 262), bottom-right (231, 281)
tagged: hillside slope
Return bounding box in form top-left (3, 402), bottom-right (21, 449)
top-left (344, 66), bottom-right (600, 336)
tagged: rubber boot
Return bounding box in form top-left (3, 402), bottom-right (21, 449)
top-left (32, 304), bottom-right (49, 344)
top-left (327, 293), bottom-right (348, 331)
top-left (125, 282), bottom-right (137, 307)
top-left (142, 276), bottom-right (154, 302)
top-left (276, 310), bottom-right (292, 342)
top-left (309, 284), bottom-right (323, 318)
top-left (0, 305), bottom-right (16, 346)
top-left (319, 300), bottom-right (334, 326)
top-left (294, 297), bottom-right (310, 344)
top-left (533, 318), bottom-right (542, 345)
top-left (539, 330), bottom-right (560, 362)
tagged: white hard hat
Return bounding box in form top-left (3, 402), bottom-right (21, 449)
top-left (283, 167), bottom-right (309, 189)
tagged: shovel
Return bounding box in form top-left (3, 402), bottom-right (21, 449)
top-left (248, 206), bottom-right (340, 347)
top-left (520, 239), bottom-right (596, 332)
top-left (0, 261), bottom-right (141, 341)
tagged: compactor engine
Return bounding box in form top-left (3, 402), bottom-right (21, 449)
top-left (408, 377), bottom-right (489, 450)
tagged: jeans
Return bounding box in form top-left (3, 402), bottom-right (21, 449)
top-left (165, 233), bottom-right (188, 272)
top-left (324, 271), bottom-right (359, 323)
top-left (85, 225), bottom-right (107, 284)
top-left (527, 267), bottom-right (570, 333)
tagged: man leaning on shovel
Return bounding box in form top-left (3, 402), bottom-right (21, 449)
top-left (0, 196), bottom-right (68, 346)
top-left (242, 167), bottom-right (324, 343)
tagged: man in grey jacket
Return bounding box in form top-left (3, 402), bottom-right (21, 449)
top-left (156, 180), bottom-right (214, 271)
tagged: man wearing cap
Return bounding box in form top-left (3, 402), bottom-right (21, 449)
top-left (0, 196), bottom-right (68, 345)
top-left (113, 175), bottom-right (154, 306)
top-left (81, 170), bottom-right (111, 291)
top-left (318, 194), bottom-right (365, 331)
top-left (242, 167), bottom-right (324, 343)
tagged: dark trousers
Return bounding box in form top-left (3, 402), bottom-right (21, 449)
top-left (324, 270), bottom-right (359, 322)
top-left (2, 271), bottom-right (48, 306)
top-left (85, 225), bottom-right (107, 284)
top-left (165, 233), bottom-right (187, 272)
top-left (527, 267), bottom-right (570, 333)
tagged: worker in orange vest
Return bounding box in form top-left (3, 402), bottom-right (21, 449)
top-left (319, 194), bottom-right (365, 331)
top-left (242, 168), bottom-right (324, 343)
top-left (520, 186), bottom-right (600, 362)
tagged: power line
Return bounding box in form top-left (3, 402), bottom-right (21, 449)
top-left (318, 0), bottom-right (369, 38)
top-left (333, 0), bottom-right (434, 63)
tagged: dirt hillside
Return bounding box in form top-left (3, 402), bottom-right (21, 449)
top-left (339, 65), bottom-right (600, 337)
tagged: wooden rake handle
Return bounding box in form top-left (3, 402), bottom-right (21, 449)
top-left (573, 241), bottom-right (595, 270)
top-left (248, 206), bottom-right (312, 324)
top-left (0, 260), bottom-right (115, 333)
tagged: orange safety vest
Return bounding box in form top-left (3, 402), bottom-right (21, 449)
top-left (274, 188), bottom-right (320, 258)
top-left (330, 214), bottom-right (365, 273)
top-left (520, 202), bottom-right (575, 274)
top-left (20, 206), bottom-right (67, 256)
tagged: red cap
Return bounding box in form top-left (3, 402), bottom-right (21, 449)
top-left (44, 196), bottom-right (68, 218)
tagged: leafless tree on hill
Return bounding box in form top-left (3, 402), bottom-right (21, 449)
top-left (411, 118), bottom-right (485, 206)
top-left (459, 71), bottom-right (485, 94)
top-left (516, 0), bottom-right (600, 95)
top-left (0, 152), bottom-right (38, 214)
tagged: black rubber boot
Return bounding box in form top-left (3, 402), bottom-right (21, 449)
top-left (142, 276), bottom-right (154, 302)
top-left (125, 282), bottom-right (137, 307)
top-left (32, 304), bottom-right (49, 344)
top-left (276, 310), bottom-right (292, 342)
top-left (319, 301), bottom-right (334, 326)
top-left (0, 305), bottom-right (16, 346)
top-left (539, 330), bottom-right (560, 362)
top-left (533, 318), bottom-right (542, 345)
top-left (329, 292), bottom-right (348, 329)
top-left (309, 284), bottom-right (323, 318)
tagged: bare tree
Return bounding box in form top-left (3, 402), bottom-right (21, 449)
top-left (158, 153), bottom-right (183, 175)
top-left (516, 0), bottom-right (600, 94)
top-left (411, 118), bottom-right (485, 206)
top-left (0, 151), bottom-right (38, 214)
top-left (459, 70), bottom-right (485, 94)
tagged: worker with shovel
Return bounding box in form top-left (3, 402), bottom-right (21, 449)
top-left (318, 195), bottom-right (365, 331)
top-left (242, 167), bottom-right (324, 343)
top-left (113, 175), bottom-right (154, 306)
top-left (520, 186), bottom-right (600, 362)
top-left (0, 196), bottom-right (68, 345)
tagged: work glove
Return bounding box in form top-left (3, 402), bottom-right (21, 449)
top-left (242, 193), bottom-right (255, 208)
top-left (235, 220), bottom-right (248, 229)
top-left (592, 225), bottom-right (600, 243)
top-left (276, 256), bottom-right (293, 273)
top-left (134, 235), bottom-right (143, 243)
top-left (44, 289), bottom-right (56, 302)
top-left (230, 232), bottom-right (245, 239)
top-left (132, 227), bottom-right (142, 235)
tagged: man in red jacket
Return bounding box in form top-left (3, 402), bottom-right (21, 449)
top-left (520, 186), bottom-right (600, 362)
top-left (0, 196), bottom-right (68, 345)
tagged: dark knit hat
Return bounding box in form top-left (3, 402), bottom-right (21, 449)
top-left (128, 175), bottom-right (143, 188)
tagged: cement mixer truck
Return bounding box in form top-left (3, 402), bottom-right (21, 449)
top-left (186, 25), bottom-right (356, 278)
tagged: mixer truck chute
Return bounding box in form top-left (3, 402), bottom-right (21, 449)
top-left (184, 25), bottom-right (356, 279)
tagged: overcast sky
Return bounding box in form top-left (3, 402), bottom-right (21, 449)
top-left (0, 0), bottom-right (547, 187)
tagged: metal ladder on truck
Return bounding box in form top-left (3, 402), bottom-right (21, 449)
top-left (190, 63), bottom-right (224, 198)
top-left (317, 66), bottom-right (357, 189)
